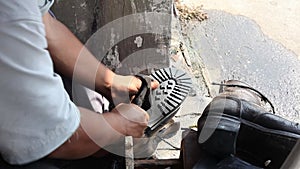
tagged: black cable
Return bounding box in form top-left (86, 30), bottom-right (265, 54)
top-left (157, 135), bottom-right (181, 150)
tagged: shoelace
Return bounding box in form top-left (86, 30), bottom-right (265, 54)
top-left (212, 82), bottom-right (276, 114)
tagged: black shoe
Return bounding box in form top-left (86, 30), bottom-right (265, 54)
top-left (133, 67), bottom-right (192, 137)
top-left (197, 80), bottom-right (300, 169)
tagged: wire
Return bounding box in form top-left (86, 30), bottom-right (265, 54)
top-left (157, 135), bottom-right (181, 150)
top-left (212, 82), bottom-right (276, 114)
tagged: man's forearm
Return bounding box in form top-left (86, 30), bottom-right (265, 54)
top-left (43, 13), bottom-right (115, 98)
top-left (48, 107), bottom-right (124, 159)
top-left (49, 104), bottom-right (148, 160)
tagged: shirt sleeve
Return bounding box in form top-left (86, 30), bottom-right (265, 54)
top-left (38, 0), bottom-right (55, 15)
top-left (0, 0), bottom-right (80, 165)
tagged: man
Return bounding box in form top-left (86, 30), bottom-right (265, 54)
top-left (0, 0), bottom-right (158, 166)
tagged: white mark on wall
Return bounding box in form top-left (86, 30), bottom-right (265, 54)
top-left (134, 36), bottom-right (143, 48)
top-left (130, 0), bottom-right (137, 13)
top-left (104, 46), bottom-right (122, 70)
top-left (80, 2), bottom-right (87, 8)
top-left (79, 20), bottom-right (88, 32)
top-left (110, 28), bottom-right (116, 46)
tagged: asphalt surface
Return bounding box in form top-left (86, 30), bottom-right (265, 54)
top-left (183, 0), bottom-right (300, 59)
top-left (182, 10), bottom-right (300, 122)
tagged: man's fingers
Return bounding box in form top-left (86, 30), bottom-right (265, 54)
top-left (113, 104), bottom-right (149, 138)
top-left (151, 80), bottom-right (159, 90)
top-left (131, 104), bottom-right (149, 122)
top-left (132, 75), bottom-right (159, 91)
top-left (116, 103), bottom-right (149, 124)
top-left (133, 76), bottom-right (142, 90)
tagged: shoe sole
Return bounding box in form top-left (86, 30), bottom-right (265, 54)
top-left (145, 67), bottom-right (192, 136)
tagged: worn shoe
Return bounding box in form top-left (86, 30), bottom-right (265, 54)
top-left (133, 67), bottom-right (192, 137)
top-left (197, 80), bottom-right (300, 168)
top-left (130, 68), bottom-right (191, 159)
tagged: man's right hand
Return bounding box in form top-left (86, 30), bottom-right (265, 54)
top-left (109, 103), bottom-right (149, 138)
top-left (48, 104), bottom-right (149, 160)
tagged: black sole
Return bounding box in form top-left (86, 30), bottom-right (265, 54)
top-left (146, 67), bottom-right (192, 136)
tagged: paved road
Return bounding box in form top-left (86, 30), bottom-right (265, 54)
top-left (181, 10), bottom-right (300, 122)
top-left (183, 0), bottom-right (300, 59)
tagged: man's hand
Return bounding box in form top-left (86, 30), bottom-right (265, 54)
top-left (108, 103), bottom-right (149, 138)
top-left (49, 104), bottom-right (149, 159)
top-left (109, 75), bottom-right (159, 106)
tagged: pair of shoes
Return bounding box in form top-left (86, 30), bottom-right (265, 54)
top-left (133, 67), bottom-right (192, 137)
top-left (197, 80), bottom-right (300, 168)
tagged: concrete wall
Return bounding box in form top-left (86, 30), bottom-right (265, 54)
top-left (51, 0), bottom-right (173, 74)
top-left (51, 0), bottom-right (95, 43)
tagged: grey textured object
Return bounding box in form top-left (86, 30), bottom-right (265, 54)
top-left (145, 67), bottom-right (192, 136)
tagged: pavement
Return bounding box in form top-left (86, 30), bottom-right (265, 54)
top-left (181, 0), bottom-right (300, 59)
top-left (155, 0), bottom-right (300, 160)
top-left (182, 10), bottom-right (300, 122)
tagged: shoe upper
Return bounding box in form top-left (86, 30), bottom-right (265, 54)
top-left (200, 80), bottom-right (300, 135)
top-left (201, 96), bottom-right (300, 136)
top-left (197, 80), bottom-right (300, 168)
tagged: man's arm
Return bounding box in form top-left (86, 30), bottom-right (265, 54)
top-left (48, 104), bottom-right (149, 159)
top-left (42, 13), bottom-right (115, 99)
top-left (43, 13), bottom-right (159, 102)
top-left (42, 13), bottom-right (155, 159)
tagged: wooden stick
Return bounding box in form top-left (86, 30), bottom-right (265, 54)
top-left (125, 136), bottom-right (134, 169)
